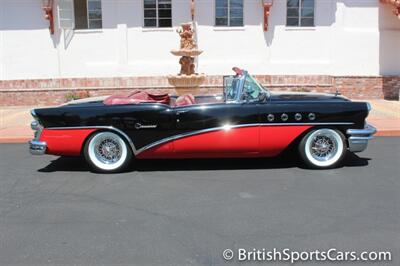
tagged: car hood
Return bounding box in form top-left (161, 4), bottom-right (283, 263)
top-left (269, 92), bottom-right (350, 102)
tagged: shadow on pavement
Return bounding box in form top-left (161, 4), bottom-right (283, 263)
top-left (38, 152), bottom-right (370, 173)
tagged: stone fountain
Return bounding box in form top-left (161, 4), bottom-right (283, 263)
top-left (167, 22), bottom-right (205, 92)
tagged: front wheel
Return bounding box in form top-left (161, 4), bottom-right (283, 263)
top-left (299, 128), bottom-right (347, 169)
top-left (84, 131), bottom-right (132, 173)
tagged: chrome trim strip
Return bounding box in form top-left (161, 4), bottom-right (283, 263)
top-left (46, 126), bottom-right (137, 154)
top-left (136, 122), bottom-right (354, 155)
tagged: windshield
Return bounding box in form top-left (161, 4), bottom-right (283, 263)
top-left (223, 71), bottom-right (270, 102)
top-left (242, 74), bottom-right (270, 102)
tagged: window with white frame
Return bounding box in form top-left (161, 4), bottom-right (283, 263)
top-left (286, 0), bottom-right (314, 27)
top-left (144, 0), bottom-right (172, 28)
top-left (58, 0), bottom-right (102, 30)
top-left (73, 0), bottom-right (102, 29)
top-left (215, 0), bottom-right (243, 27)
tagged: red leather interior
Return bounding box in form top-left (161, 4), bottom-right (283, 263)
top-left (104, 90), bottom-right (170, 105)
top-left (175, 94), bottom-right (196, 106)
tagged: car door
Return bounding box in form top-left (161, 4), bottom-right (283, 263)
top-left (172, 102), bottom-right (260, 156)
top-left (257, 102), bottom-right (312, 156)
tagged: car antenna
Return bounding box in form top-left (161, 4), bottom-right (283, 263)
top-left (334, 81), bottom-right (341, 96)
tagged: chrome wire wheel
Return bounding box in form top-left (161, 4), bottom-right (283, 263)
top-left (86, 132), bottom-right (130, 172)
top-left (95, 137), bottom-right (122, 164)
top-left (301, 129), bottom-right (345, 168)
top-left (310, 134), bottom-right (337, 162)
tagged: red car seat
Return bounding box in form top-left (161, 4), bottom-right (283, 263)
top-left (175, 94), bottom-right (196, 106)
top-left (104, 90), bottom-right (170, 105)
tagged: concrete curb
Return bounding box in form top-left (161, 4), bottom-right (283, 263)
top-left (375, 130), bottom-right (400, 137)
top-left (0, 137), bottom-right (30, 144)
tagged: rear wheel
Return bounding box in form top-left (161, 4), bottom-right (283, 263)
top-left (84, 131), bottom-right (132, 173)
top-left (299, 128), bottom-right (346, 169)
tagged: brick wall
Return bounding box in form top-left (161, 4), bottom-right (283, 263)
top-left (382, 77), bottom-right (400, 100)
top-left (0, 75), bottom-right (399, 106)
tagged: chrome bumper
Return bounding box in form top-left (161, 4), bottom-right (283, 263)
top-left (346, 124), bottom-right (377, 153)
top-left (29, 140), bottom-right (47, 155)
top-left (29, 117), bottom-right (46, 155)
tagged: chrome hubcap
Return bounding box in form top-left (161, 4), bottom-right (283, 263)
top-left (95, 137), bottom-right (122, 164)
top-left (310, 134), bottom-right (337, 162)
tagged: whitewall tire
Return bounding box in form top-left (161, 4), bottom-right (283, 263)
top-left (84, 131), bottom-right (132, 173)
top-left (299, 128), bottom-right (347, 169)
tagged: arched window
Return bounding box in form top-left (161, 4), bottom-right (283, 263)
top-left (215, 0), bottom-right (243, 27)
top-left (287, 0), bottom-right (314, 27)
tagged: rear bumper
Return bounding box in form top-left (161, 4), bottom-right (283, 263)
top-left (346, 124), bottom-right (377, 153)
top-left (29, 140), bottom-right (47, 155)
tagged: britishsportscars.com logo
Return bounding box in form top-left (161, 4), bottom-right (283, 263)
top-left (222, 248), bottom-right (392, 264)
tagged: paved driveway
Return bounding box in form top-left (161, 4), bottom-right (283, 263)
top-left (0, 137), bottom-right (398, 265)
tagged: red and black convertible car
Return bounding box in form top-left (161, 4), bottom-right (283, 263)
top-left (29, 69), bottom-right (376, 172)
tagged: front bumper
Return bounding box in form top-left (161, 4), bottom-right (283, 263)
top-left (346, 124), bottom-right (377, 153)
top-left (29, 117), bottom-right (46, 155)
top-left (29, 140), bottom-right (47, 155)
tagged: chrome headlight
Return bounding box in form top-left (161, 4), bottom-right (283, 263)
top-left (31, 109), bottom-right (38, 120)
top-left (366, 102), bottom-right (372, 112)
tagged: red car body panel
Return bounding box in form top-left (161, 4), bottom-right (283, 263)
top-left (259, 125), bottom-right (312, 156)
top-left (137, 125), bottom-right (312, 159)
top-left (40, 126), bottom-right (311, 158)
top-left (40, 129), bottom-right (96, 156)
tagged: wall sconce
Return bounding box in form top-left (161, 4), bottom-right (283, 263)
top-left (380, 0), bottom-right (400, 19)
top-left (42, 0), bottom-right (54, 34)
top-left (262, 0), bottom-right (273, 31)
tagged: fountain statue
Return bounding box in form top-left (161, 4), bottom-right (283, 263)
top-left (168, 22), bottom-right (205, 89)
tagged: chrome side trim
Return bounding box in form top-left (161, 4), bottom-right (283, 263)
top-left (46, 126), bottom-right (137, 154)
top-left (136, 122), bottom-right (354, 155)
top-left (29, 140), bottom-right (47, 155)
top-left (346, 124), bottom-right (377, 153)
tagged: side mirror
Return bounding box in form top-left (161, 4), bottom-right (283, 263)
top-left (259, 91), bottom-right (267, 102)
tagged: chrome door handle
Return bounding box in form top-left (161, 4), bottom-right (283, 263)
top-left (176, 110), bottom-right (187, 115)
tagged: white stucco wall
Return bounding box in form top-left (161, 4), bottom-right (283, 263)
top-left (0, 0), bottom-right (399, 80)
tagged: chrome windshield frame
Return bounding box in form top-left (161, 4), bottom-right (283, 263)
top-left (224, 71), bottom-right (270, 103)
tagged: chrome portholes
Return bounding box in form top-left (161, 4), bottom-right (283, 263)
top-left (267, 114), bottom-right (275, 122)
top-left (281, 113), bottom-right (289, 121)
top-left (295, 113), bottom-right (302, 121)
top-left (308, 113), bottom-right (316, 121)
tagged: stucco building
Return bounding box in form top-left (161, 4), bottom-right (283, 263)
top-left (0, 0), bottom-right (399, 105)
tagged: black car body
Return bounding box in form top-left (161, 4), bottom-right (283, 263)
top-left (29, 69), bottom-right (376, 172)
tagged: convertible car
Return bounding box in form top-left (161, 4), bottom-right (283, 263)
top-left (29, 68), bottom-right (376, 172)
